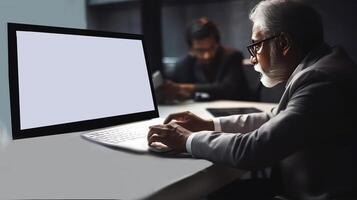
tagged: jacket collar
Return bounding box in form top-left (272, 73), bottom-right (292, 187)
top-left (286, 43), bottom-right (331, 87)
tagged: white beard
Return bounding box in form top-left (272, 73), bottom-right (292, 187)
top-left (254, 63), bottom-right (282, 88)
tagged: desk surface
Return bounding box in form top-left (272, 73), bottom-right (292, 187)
top-left (0, 100), bottom-right (275, 199)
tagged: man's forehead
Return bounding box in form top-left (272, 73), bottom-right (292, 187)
top-left (251, 24), bottom-right (264, 40)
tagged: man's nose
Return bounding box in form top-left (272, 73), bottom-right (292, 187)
top-left (203, 52), bottom-right (211, 60)
top-left (250, 55), bottom-right (257, 65)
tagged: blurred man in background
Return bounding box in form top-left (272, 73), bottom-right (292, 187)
top-left (158, 17), bottom-right (248, 103)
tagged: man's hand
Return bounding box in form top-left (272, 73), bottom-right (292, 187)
top-left (164, 111), bottom-right (214, 132)
top-left (147, 122), bottom-right (191, 154)
top-left (178, 83), bottom-right (195, 98)
top-left (160, 81), bottom-right (195, 102)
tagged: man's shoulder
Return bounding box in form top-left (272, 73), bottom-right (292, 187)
top-left (314, 46), bottom-right (357, 73)
top-left (288, 46), bottom-right (357, 97)
top-left (221, 46), bottom-right (243, 58)
top-left (294, 47), bottom-right (356, 82)
top-left (217, 47), bottom-right (243, 67)
top-left (305, 46), bottom-right (356, 83)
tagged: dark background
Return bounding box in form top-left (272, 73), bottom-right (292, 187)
top-left (87, 0), bottom-right (357, 62)
top-left (86, 0), bottom-right (357, 103)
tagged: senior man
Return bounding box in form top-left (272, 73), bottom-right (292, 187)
top-left (148, 0), bottom-right (357, 199)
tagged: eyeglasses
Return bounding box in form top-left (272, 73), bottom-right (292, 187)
top-left (191, 44), bottom-right (218, 56)
top-left (246, 34), bottom-right (280, 57)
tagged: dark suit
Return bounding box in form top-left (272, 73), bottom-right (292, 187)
top-left (170, 46), bottom-right (248, 100)
top-left (190, 44), bottom-right (357, 199)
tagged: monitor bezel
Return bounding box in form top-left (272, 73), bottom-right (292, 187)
top-left (8, 22), bottom-right (159, 139)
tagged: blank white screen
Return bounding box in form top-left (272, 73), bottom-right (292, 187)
top-left (16, 31), bottom-right (155, 130)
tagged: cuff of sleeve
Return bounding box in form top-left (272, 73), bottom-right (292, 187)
top-left (213, 118), bottom-right (222, 132)
top-left (186, 132), bottom-right (198, 154)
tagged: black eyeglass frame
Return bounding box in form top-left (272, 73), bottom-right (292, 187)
top-left (246, 34), bottom-right (280, 57)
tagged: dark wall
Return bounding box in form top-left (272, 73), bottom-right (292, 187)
top-left (87, 0), bottom-right (357, 63)
top-left (87, 2), bottom-right (141, 34)
top-left (305, 0), bottom-right (357, 63)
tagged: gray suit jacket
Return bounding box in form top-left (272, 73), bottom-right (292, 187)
top-left (190, 44), bottom-right (357, 200)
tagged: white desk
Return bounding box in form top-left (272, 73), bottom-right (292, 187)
top-left (0, 100), bottom-right (275, 199)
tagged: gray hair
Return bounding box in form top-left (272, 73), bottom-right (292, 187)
top-left (249, 0), bottom-right (324, 53)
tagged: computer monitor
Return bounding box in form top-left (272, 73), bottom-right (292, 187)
top-left (8, 23), bottom-right (158, 139)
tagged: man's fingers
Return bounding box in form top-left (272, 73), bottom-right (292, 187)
top-left (148, 134), bottom-right (167, 146)
top-left (149, 124), bottom-right (171, 131)
top-left (147, 124), bottom-right (170, 141)
top-left (164, 113), bottom-right (181, 124)
top-left (164, 111), bottom-right (190, 124)
top-left (172, 120), bottom-right (187, 128)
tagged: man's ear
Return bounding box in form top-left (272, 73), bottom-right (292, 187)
top-left (279, 32), bottom-right (293, 56)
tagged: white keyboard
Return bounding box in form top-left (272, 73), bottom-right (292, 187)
top-left (83, 125), bottom-right (148, 145)
top-left (81, 118), bottom-right (170, 152)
